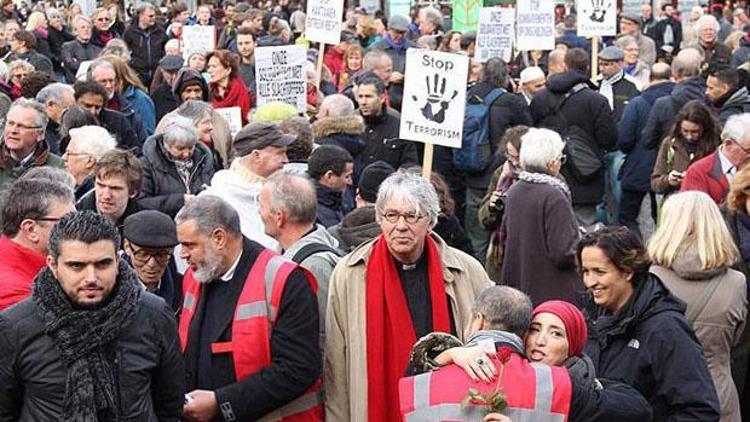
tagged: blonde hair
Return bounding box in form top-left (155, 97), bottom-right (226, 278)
top-left (728, 165), bottom-right (750, 212)
top-left (25, 11), bottom-right (46, 31)
top-left (648, 191), bottom-right (739, 269)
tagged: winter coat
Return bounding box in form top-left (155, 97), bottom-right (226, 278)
top-left (644, 76), bottom-right (705, 151)
top-left (681, 151), bottom-right (730, 204)
top-left (618, 81), bottom-right (675, 192)
top-left (0, 236), bottom-right (45, 311)
top-left (123, 24), bottom-right (168, 85)
top-left (46, 25), bottom-right (74, 73)
top-left (531, 70), bottom-right (618, 205)
top-left (651, 17), bottom-right (683, 54)
top-left (585, 272), bottom-right (722, 421)
top-left (77, 192), bottom-right (142, 232)
top-left (433, 214), bottom-right (472, 255)
top-left (651, 257), bottom-right (747, 422)
top-left (120, 85), bottom-right (156, 136)
top-left (61, 38), bottom-right (101, 81)
top-left (152, 82), bottom-right (179, 124)
top-left (199, 160), bottom-right (279, 251)
top-left (730, 35), bottom-right (750, 68)
top-left (599, 73), bottom-right (640, 123)
top-left (0, 141), bottom-right (62, 192)
top-left (651, 136), bottom-right (699, 194)
top-left (313, 115), bottom-right (367, 181)
top-left (360, 107), bottom-right (418, 170)
top-left (0, 285), bottom-right (185, 421)
top-left (99, 108), bottom-right (141, 151)
top-left (500, 178), bottom-right (581, 305)
top-left (324, 233), bottom-right (492, 421)
top-left (315, 182), bottom-right (345, 228)
top-left (327, 206), bottom-right (380, 252)
top-left (369, 37), bottom-right (417, 111)
top-left (688, 41), bottom-right (732, 69)
top-left (11, 50), bottom-right (53, 73)
top-left (716, 87), bottom-right (750, 126)
top-left (32, 30), bottom-right (52, 63)
top-left (138, 134), bottom-right (215, 217)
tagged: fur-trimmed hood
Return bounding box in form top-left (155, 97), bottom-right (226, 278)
top-left (313, 115), bottom-right (365, 139)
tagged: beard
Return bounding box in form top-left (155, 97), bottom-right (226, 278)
top-left (193, 245), bottom-right (223, 284)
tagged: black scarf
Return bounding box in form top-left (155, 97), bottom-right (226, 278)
top-left (32, 260), bottom-right (141, 422)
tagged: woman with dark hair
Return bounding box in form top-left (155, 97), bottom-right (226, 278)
top-left (58, 104), bottom-right (100, 153)
top-left (438, 30), bottom-right (462, 53)
top-left (580, 226), bottom-right (721, 421)
top-left (206, 49), bottom-right (251, 125)
top-left (651, 100), bottom-right (721, 196)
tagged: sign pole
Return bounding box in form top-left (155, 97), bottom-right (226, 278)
top-left (422, 144), bottom-right (434, 180)
top-left (316, 42), bottom-right (326, 89)
top-left (591, 35), bottom-right (599, 82)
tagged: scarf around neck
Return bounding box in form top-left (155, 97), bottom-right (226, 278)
top-left (365, 234), bottom-right (450, 422)
top-left (518, 171), bottom-right (571, 200)
top-left (384, 33), bottom-right (408, 52)
top-left (210, 76), bottom-right (250, 125)
top-left (32, 260), bottom-right (141, 422)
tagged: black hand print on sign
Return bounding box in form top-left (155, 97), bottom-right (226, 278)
top-left (589, 0), bottom-right (612, 23)
top-left (411, 73), bottom-right (458, 124)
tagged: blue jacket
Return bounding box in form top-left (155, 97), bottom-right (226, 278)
top-left (121, 85), bottom-right (156, 136)
top-left (617, 81), bottom-right (675, 192)
top-left (643, 76), bottom-right (706, 151)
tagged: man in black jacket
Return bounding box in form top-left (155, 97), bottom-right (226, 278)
top-left (61, 15), bottom-right (101, 82)
top-left (73, 80), bottom-right (141, 151)
top-left (531, 48), bottom-right (618, 226)
top-left (706, 66), bottom-right (750, 125)
top-left (152, 54), bottom-right (182, 124)
top-left (308, 144), bottom-right (353, 228)
top-left (0, 211), bottom-right (184, 421)
top-left (123, 3), bottom-right (167, 87)
top-left (176, 195), bottom-right (321, 421)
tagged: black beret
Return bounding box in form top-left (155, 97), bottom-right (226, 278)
top-left (123, 210), bottom-right (178, 248)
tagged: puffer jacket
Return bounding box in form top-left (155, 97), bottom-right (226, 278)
top-left (0, 266), bottom-right (185, 421)
top-left (585, 272), bottom-right (722, 421)
top-left (138, 134), bottom-right (215, 217)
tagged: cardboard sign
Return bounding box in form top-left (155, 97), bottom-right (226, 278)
top-left (399, 50), bottom-right (469, 149)
top-left (305, 0), bottom-right (344, 45)
top-left (215, 107), bottom-right (242, 138)
top-left (255, 45), bottom-right (307, 113)
top-left (475, 7), bottom-right (515, 62)
top-left (182, 25), bottom-right (216, 61)
top-left (621, 0), bottom-right (643, 15)
top-left (516, 0), bottom-right (555, 51)
top-left (576, 0), bottom-right (616, 37)
top-left (452, 0), bottom-right (482, 31)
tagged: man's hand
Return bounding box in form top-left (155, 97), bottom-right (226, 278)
top-left (390, 72), bottom-right (405, 84)
top-left (183, 390), bottom-right (219, 422)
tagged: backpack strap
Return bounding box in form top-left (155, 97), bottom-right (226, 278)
top-left (484, 88), bottom-right (506, 106)
top-left (650, 266), bottom-right (725, 324)
top-left (291, 243), bottom-right (345, 264)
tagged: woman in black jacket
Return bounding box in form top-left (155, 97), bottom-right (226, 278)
top-left (138, 114), bottom-right (215, 217)
top-left (580, 226), bottom-right (721, 421)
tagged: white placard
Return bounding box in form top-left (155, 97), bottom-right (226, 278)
top-left (255, 45), bottom-right (307, 113)
top-left (305, 0), bottom-right (344, 45)
top-left (399, 50), bottom-right (469, 149)
top-left (678, 0), bottom-right (700, 15)
top-left (516, 0), bottom-right (555, 51)
top-left (182, 25), bottom-right (216, 61)
top-left (576, 0), bottom-right (616, 37)
top-left (475, 8), bottom-right (515, 63)
top-left (215, 107), bottom-right (242, 138)
top-left (621, 0), bottom-right (642, 15)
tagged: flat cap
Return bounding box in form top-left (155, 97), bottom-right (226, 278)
top-left (159, 54), bottom-right (184, 71)
top-left (389, 15), bottom-right (410, 32)
top-left (123, 210), bottom-right (178, 248)
top-left (599, 46), bottom-right (625, 61)
top-left (620, 13), bottom-right (641, 25)
top-left (233, 122), bottom-right (296, 156)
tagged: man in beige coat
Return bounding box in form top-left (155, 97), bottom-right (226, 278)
top-left (324, 171), bottom-right (492, 421)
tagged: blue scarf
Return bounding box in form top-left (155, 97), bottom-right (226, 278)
top-left (384, 33), bottom-right (408, 52)
top-left (623, 63), bottom-right (637, 75)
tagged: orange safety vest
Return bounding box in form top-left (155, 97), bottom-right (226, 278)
top-left (179, 249), bottom-right (324, 421)
top-left (399, 350), bottom-right (572, 422)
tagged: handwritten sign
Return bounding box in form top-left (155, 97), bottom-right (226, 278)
top-left (305, 0), bottom-right (344, 45)
top-left (516, 0), bottom-right (555, 51)
top-left (475, 7), bottom-right (515, 62)
top-left (215, 107), bottom-right (242, 138)
top-left (181, 25), bottom-right (215, 61)
top-left (255, 45), bottom-right (307, 113)
top-left (576, 0), bottom-right (616, 37)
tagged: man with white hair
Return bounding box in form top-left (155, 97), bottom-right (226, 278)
top-left (35, 83), bottom-right (74, 155)
top-left (689, 15), bottom-right (732, 68)
top-left (519, 66), bottom-right (545, 105)
top-left (418, 6), bottom-right (443, 36)
top-left (325, 170), bottom-right (491, 421)
top-left (682, 113), bottom-right (750, 204)
top-left (61, 125), bottom-right (116, 199)
top-left (61, 15), bottom-right (101, 81)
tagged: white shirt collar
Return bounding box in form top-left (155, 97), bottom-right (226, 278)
top-left (220, 249), bottom-right (243, 282)
top-left (718, 146), bottom-right (735, 179)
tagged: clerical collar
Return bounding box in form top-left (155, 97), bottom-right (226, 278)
top-left (395, 252), bottom-right (425, 271)
top-left (220, 248), bottom-right (243, 282)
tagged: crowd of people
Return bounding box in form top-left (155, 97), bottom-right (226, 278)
top-left (0, 0), bottom-right (749, 421)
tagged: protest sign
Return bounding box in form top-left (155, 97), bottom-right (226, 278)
top-left (475, 7), bottom-right (515, 62)
top-left (516, 0), bottom-right (555, 51)
top-left (621, 0), bottom-right (642, 15)
top-left (576, 0), bottom-right (616, 37)
top-left (305, 0), bottom-right (344, 45)
top-left (255, 45), bottom-right (307, 113)
top-left (400, 50), bottom-right (469, 149)
top-left (452, 0), bottom-right (482, 31)
top-left (182, 25), bottom-right (216, 61)
top-left (678, 0), bottom-right (700, 15)
top-left (215, 107), bottom-right (243, 138)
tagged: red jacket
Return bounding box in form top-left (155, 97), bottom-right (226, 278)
top-left (324, 47), bottom-right (345, 88)
top-left (681, 151), bottom-right (730, 204)
top-left (0, 236), bottom-right (46, 311)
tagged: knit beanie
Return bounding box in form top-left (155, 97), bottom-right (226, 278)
top-left (358, 161), bottom-right (395, 203)
top-left (531, 300), bottom-right (588, 358)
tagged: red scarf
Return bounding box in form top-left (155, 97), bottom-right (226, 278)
top-left (365, 234), bottom-right (451, 422)
top-left (210, 76), bottom-right (251, 125)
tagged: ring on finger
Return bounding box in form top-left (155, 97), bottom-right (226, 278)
top-left (475, 357), bottom-right (485, 365)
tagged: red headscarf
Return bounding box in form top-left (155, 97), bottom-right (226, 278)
top-left (532, 300), bottom-right (588, 357)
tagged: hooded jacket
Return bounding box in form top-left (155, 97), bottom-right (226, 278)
top-left (314, 115), bottom-right (367, 180)
top-left (644, 76), bottom-right (705, 150)
top-left (652, 251), bottom-right (746, 422)
top-left (585, 273), bottom-right (722, 421)
top-left (716, 86), bottom-right (750, 126)
top-left (328, 206), bottom-right (381, 252)
top-left (172, 67), bottom-right (209, 101)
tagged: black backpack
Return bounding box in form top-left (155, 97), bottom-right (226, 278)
top-left (539, 83), bottom-right (604, 183)
top-left (291, 243), bottom-right (345, 264)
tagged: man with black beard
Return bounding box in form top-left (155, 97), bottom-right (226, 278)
top-left (0, 211), bottom-right (184, 420)
top-left (175, 195), bottom-right (322, 421)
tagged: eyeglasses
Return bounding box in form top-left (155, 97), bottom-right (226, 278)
top-left (381, 210), bottom-right (424, 224)
top-left (35, 216), bottom-right (63, 224)
top-left (5, 120), bottom-right (41, 131)
top-left (64, 150), bottom-right (90, 157)
top-left (733, 140), bottom-right (750, 155)
top-left (129, 246), bottom-right (173, 265)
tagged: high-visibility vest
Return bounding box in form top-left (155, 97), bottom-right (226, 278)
top-left (399, 350), bottom-right (572, 422)
top-left (179, 249), bottom-right (324, 421)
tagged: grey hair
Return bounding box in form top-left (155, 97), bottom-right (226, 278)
top-left (671, 47), bottom-right (703, 78)
top-left (375, 170), bottom-right (440, 228)
top-left (69, 126), bottom-right (117, 160)
top-left (175, 195), bottom-right (242, 238)
top-left (73, 14), bottom-right (92, 27)
top-left (176, 100), bottom-right (213, 124)
top-left (320, 94), bottom-right (356, 116)
top-left (101, 39), bottom-right (131, 61)
top-left (519, 128), bottom-right (565, 173)
top-left (265, 171), bottom-right (317, 224)
top-left (483, 58), bottom-right (508, 88)
top-left (471, 286), bottom-right (533, 337)
top-left (2, 178), bottom-right (74, 237)
top-left (36, 83), bottom-right (74, 106)
top-left (614, 35), bottom-right (637, 49)
top-left (363, 49), bottom-right (390, 71)
top-left (9, 98), bottom-right (48, 129)
top-left (696, 15), bottom-right (720, 33)
top-left (8, 60), bottom-right (34, 76)
top-left (88, 59), bottom-right (116, 78)
top-left (45, 8), bottom-right (62, 20)
top-left (164, 38), bottom-right (180, 52)
top-left (722, 113), bottom-right (750, 143)
top-left (419, 6), bottom-right (443, 28)
top-left (19, 166), bottom-right (76, 191)
top-left (161, 115), bottom-right (198, 148)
